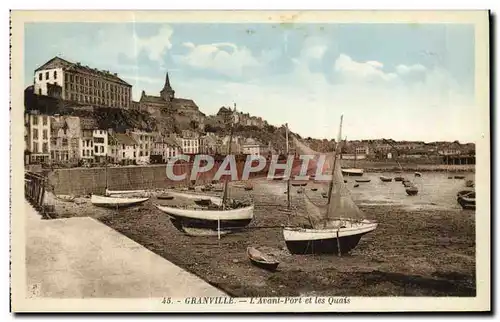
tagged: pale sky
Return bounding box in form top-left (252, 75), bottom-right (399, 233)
top-left (24, 23), bottom-right (477, 143)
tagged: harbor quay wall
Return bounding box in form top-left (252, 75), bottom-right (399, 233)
top-left (47, 161), bottom-right (277, 195)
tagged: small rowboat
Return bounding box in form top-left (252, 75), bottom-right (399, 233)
top-left (355, 179), bottom-right (371, 183)
top-left (353, 184), bottom-right (360, 188)
top-left (157, 194), bottom-right (174, 200)
top-left (406, 186), bottom-right (419, 196)
top-left (394, 176), bottom-right (404, 182)
top-left (247, 247), bottom-right (280, 272)
top-left (457, 191), bottom-right (475, 210)
top-left (291, 182), bottom-right (308, 187)
top-left (454, 175), bottom-right (465, 179)
top-left (380, 176), bottom-right (392, 182)
top-left (311, 188), bottom-right (318, 191)
top-left (414, 172), bottom-right (422, 177)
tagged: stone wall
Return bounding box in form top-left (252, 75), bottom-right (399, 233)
top-left (47, 161), bottom-right (275, 195)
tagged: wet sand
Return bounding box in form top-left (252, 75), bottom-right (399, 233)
top-left (48, 177), bottom-right (475, 297)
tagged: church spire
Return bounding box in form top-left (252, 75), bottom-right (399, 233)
top-left (160, 71), bottom-right (175, 102)
top-left (165, 72), bottom-right (171, 89)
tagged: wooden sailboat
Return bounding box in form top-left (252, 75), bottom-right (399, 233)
top-left (155, 103), bottom-right (254, 237)
top-left (380, 176), bottom-right (392, 182)
top-left (283, 115), bottom-right (378, 255)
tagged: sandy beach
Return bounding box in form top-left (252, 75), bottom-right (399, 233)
top-left (45, 174), bottom-right (476, 297)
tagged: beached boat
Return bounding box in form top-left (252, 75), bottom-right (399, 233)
top-left (157, 194), bottom-right (174, 200)
top-left (355, 179), bottom-right (371, 183)
top-left (353, 184), bottom-right (360, 188)
top-left (91, 194), bottom-right (149, 208)
top-left (311, 188), bottom-right (318, 191)
top-left (155, 203), bottom-right (254, 231)
top-left (105, 189), bottom-right (146, 196)
top-left (156, 103), bottom-right (254, 237)
top-left (341, 168), bottom-right (364, 177)
top-left (457, 189), bottom-right (474, 198)
top-left (291, 181), bottom-right (308, 187)
top-left (414, 172), bottom-right (422, 177)
top-left (394, 176), bottom-right (404, 182)
top-left (454, 175), bottom-right (465, 179)
top-left (247, 247), bottom-right (280, 272)
top-left (405, 186), bottom-right (419, 196)
top-left (457, 191), bottom-right (475, 210)
top-left (380, 176), bottom-right (392, 182)
top-left (283, 115), bottom-right (377, 255)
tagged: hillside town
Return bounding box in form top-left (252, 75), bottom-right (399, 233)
top-left (24, 56), bottom-right (475, 168)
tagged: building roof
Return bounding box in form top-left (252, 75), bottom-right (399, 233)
top-left (140, 94), bottom-right (168, 104)
top-left (35, 56), bottom-right (131, 87)
top-left (112, 133), bottom-right (138, 146)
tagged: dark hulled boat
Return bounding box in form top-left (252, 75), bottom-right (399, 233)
top-left (457, 191), bottom-right (475, 210)
top-left (283, 115), bottom-right (377, 256)
top-left (247, 247), bottom-right (280, 272)
top-left (380, 176), bottom-right (392, 182)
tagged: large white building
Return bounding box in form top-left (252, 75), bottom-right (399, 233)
top-left (33, 56), bottom-right (132, 108)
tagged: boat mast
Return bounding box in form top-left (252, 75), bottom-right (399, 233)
top-left (325, 115), bottom-right (344, 220)
top-left (222, 103), bottom-right (236, 208)
top-left (285, 123), bottom-right (291, 210)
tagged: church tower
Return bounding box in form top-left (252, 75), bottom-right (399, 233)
top-left (160, 72), bottom-right (175, 102)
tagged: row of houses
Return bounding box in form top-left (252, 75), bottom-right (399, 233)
top-left (24, 111), bottom-right (272, 166)
top-left (343, 139), bottom-right (475, 159)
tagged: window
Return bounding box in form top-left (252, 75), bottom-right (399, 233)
top-left (54, 71), bottom-right (57, 79)
top-left (38, 73), bottom-right (42, 81)
top-left (122, 152), bottom-right (125, 158)
top-left (62, 138), bottom-right (68, 146)
top-left (133, 152), bottom-right (136, 157)
top-left (32, 115), bottom-right (38, 125)
top-left (82, 149), bottom-right (85, 156)
top-left (122, 144), bottom-right (125, 149)
top-left (42, 142), bottom-right (48, 153)
top-left (33, 129), bottom-right (38, 139)
top-left (100, 146), bottom-right (104, 153)
top-left (145, 151), bottom-right (148, 156)
top-left (42, 116), bottom-right (47, 126)
top-left (139, 151), bottom-right (143, 156)
top-left (45, 72), bottom-right (49, 80)
top-left (94, 146), bottom-right (98, 153)
top-left (38, 88), bottom-right (42, 95)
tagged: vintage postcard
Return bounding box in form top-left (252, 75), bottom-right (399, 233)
top-left (10, 10), bottom-right (490, 312)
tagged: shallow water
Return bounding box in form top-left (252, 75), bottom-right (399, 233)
top-left (346, 171), bottom-right (474, 211)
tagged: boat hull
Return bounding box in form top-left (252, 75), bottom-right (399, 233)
top-left (249, 259), bottom-right (279, 272)
top-left (283, 220), bottom-right (377, 255)
top-left (457, 196), bottom-right (475, 210)
top-left (169, 217), bottom-right (253, 231)
top-left (91, 195), bottom-right (149, 208)
top-left (285, 233), bottom-right (365, 255)
top-left (394, 177), bottom-right (404, 182)
top-left (380, 177), bottom-right (392, 182)
top-left (156, 204), bottom-right (254, 234)
top-left (355, 179), bottom-right (371, 183)
top-left (406, 188), bottom-right (419, 196)
top-left (341, 169), bottom-right (364, 177)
